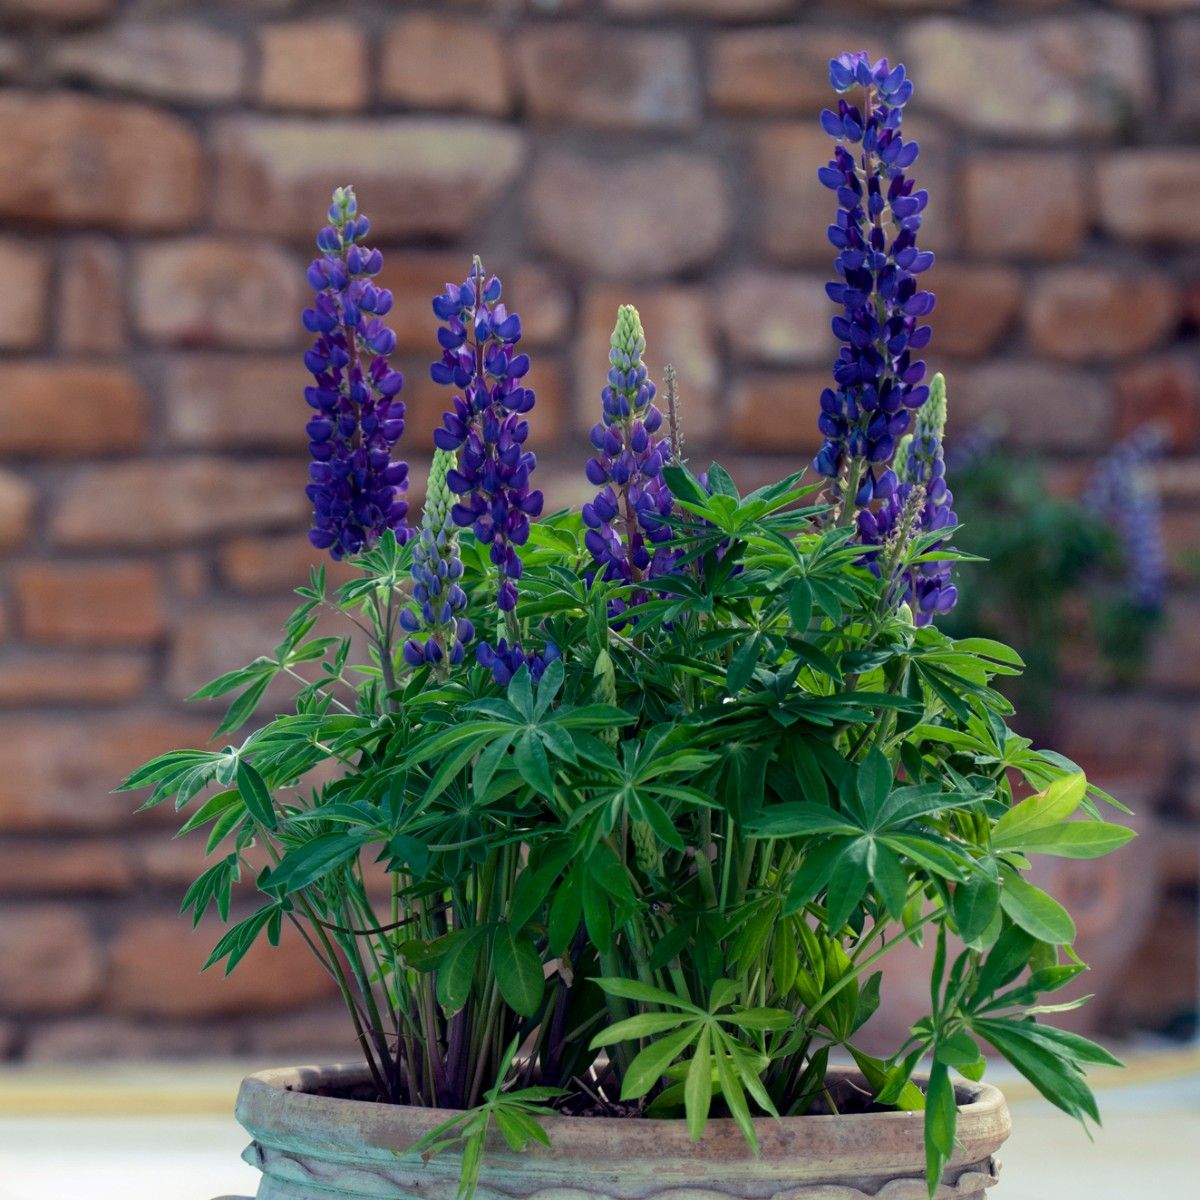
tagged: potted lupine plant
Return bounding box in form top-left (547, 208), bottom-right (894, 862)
top-left (123, 53), bottom-right (1133, 1200)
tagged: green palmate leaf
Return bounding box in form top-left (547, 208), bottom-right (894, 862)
top-left (746, 804), bottom-right (859, 839)
top-left (923, 1060), bottom-right (957, 1195)
top-left (992, 772), bottom-right (1086, 846)
top-left (971, 1018), bottom-right (1101, 1124)
top-left (684, 1027), bottom-right (714, 1141)
top-left (235, 760), bottom-right (276, 830)
top-left (974, 925), bottom-right (1036, 1001)
top-left (436, 929), bottom-right (486, 1014)
top-left (589, 1011), bottom-right (690, 1047)
top-left (492, 925), bottom-right (545, 1018)
top-left (260, 832), bottom-right (364, 896)
top-left (593, 977), bottom-right (703, 1013)
top-left (952, 873), bottom-right (1002, 946)
top-left (995, 821), bottom-right (1135, 859)
top-left (824, 839), bottom-right (871, 929)
top-left (620, 1024), bottom-right (700, 1101)
top-left (999, 872), bottom-right (1076, 945)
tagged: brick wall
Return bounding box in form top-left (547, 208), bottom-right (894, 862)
top-left (0, 0), bottom-right (1197, 1061)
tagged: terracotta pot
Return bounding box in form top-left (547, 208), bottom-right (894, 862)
top-left (235, 1064), bottom-right (1010, 1200)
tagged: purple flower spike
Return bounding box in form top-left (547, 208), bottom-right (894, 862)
top-left (857, 372), bottom-right (957, 625)
top-left (303, 185), bottom-right (410, 559)
top-left (814, 51), bottom-right (935, 507)
top-left (430, 257), bottom-right (542, 615)
top-left (582, 304), bottom-right (676, 588)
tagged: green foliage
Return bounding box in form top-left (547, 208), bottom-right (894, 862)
top-left (120, 457), bottom-right (1133, 1198)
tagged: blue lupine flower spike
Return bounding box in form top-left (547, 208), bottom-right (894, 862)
top-left (431, 256), bottom-right (542, 614)
top-left (430, 257), bottom-right (557, 685)
top-left (814, 51), bottom-right (935, 512)
top-left (582, 305), bottom-right (677, 603)
top-left (400, 448), bottom-right (475, 674)
top-left (303, 185), bottom-right (410, 559)
top-left (857, 371), bottom-right (957, 624)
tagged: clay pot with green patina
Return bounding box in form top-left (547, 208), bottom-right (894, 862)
top-left (235, 1064), bottom-right (1011, 1200)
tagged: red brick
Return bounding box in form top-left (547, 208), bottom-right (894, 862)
top-left (0, 238), bottom-right (50, 350)
top-left (59, 237), bottom-right (125, 354)
top-left (508, 264), bottom-right (573, 349)
top-left (0, 363), bottom-right (146, 457)
top-left (244, 1003), bottom-right (358, 1060)
top-left (0, 714), bottom-right (217, 832)
top-left (381, 15), bottom-right (511, 117)
top-left (213, 116), bottom-right (525, 241)
top-left (0, 92), bottom-right (202, 232)
top-left (0, 905), bottom-right (103, 1013)
top-left (0, 470), bottom-right (34, 551)
top-left (1098, 152), bottom-right (1200, 246)
top-left (0, 651), bottom-right (150, 706)
top-left (516, 25), bottom-right (697, 131)
top-left (0, 839), bottom-right (135, 895)
top-left (529, 151), bottom-right (730, 280)
top-left (260, 19), bottom-right (368, 112)
top-left (168, 551), bottom-right (211, 600)
top-left (961, 154), bottom-right (1089, 261)
top-left (1146, 597), bottom-right (1200, 690)
top-left (729, 372), bottom-right (830, 455)
top-left (1058, 695), bottom-right (1185, 779)
top-left (1112, 0), bottom-right (1200, 11)
top-left (1165, 17), bottom-right (1200, 129)
top-left (133, 239), bottom-right (303, 349)
top-left (1162, 509), bottom-right (1200, 582)
top-left (902, 17), bottom-right (1152, 139)
top-left (951, 363), bottom-right (1113, 453)
top-left (48, 21), bottom-right (247, 104)
top-left (1027, 269), bottom-right (1180, 363)
top-left (104, 913), bottom-right (337, 1017)
top-left (606, 0), bottom-right (794, 14)
top-left (1115, 356), bottom-right (1200, 452)
top-left (14, 561), bottom-right (165, 646)
top-left (0, 0), bottom-right (115, 22)
top-left (218, 535), bottom-right (355, 595)
top-left (709, 27), bottom-right (871, 115)
top-left (926, 264), bottom-right (1021, 358)
top-left (166, 600), bottom-right (294, 703)
top-left (163, 355), bottom-right (306, 450)
top-left (24, 1017), bottom-right (239, 1063)
top-left (579, 286), bottom-right (719, 441)
top-left (51, 459), bottom-right (308, 549)
top-left (1156, 457), bottom-right (1200, 505)
top-left (716, 271), bottom-right (834, 366)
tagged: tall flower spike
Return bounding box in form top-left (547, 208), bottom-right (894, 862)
top-left (582, 305), bottom-right (676, 595)
top-left (857, 372), bottom-right (958, 624)
top-left (303, 186), bottom-right (410, 559)
top-left (814, 51), bottom-right (935, 511)
top-left (400, 449), bottom-right (475, 672)
top-left (431, 258), bottom-right (557, 686)
top-left (431, 257), bottom-right (542, 614)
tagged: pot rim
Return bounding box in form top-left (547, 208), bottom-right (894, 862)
top-left (236, 1061), bottom-right (1011, 1167)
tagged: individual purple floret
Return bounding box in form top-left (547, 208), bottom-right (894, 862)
top-left (431, 257), bottom-right (542, 614)
top-left (476, 639), bottom-right (561, 688)
top-left (814, 50), bottom-right (935, 510)
top-left (1085, 425), bottom-right (1167, 613)
top-left (303, 186), bottom-right (410, 559)
top-left (857, 372), bottom-right (957, 624)
top-left (582, 305), bottom-right (676, 594)
top-left (400, 449), bottom-right (475, 671)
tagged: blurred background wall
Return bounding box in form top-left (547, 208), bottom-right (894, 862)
top-left (0, 0), bottom-right (1196, 1062)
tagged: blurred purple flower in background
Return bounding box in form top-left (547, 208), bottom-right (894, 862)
top-left (1086, 425), bottom-right (1168, 613)
top-left (303, 186), bottom-right (410, 559)
top-left (814, 51), bottom-right (935, 509)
